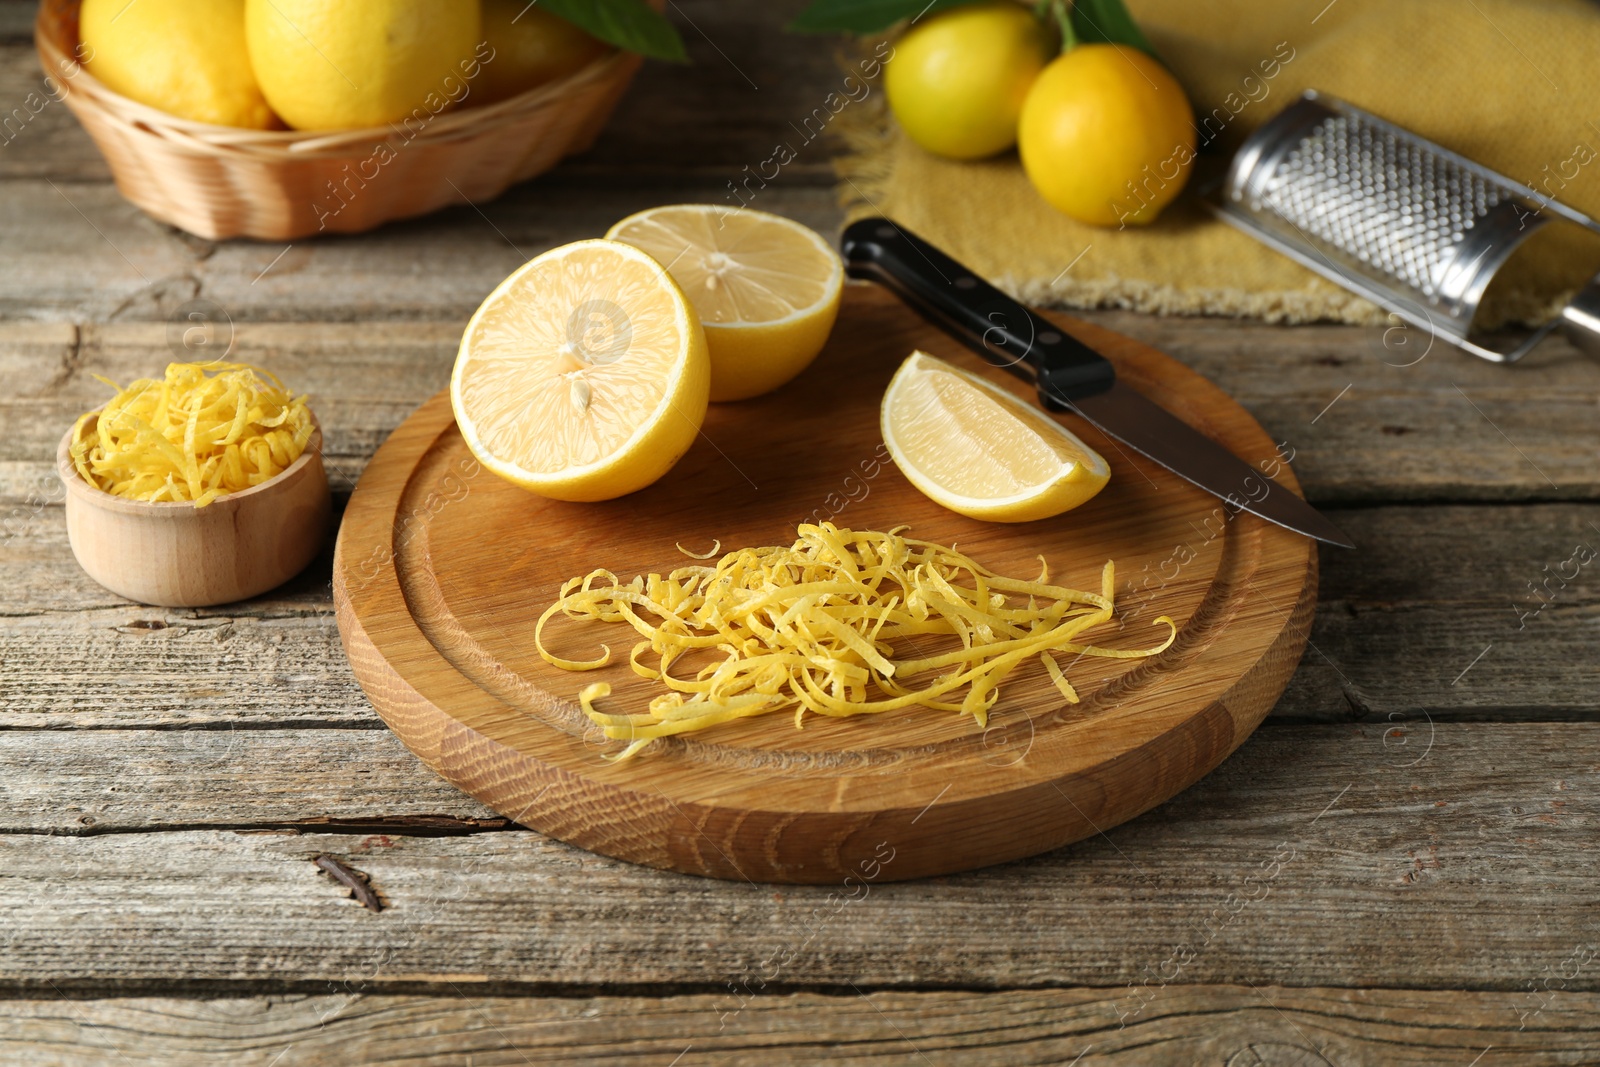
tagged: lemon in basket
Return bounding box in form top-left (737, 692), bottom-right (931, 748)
top-left (244, 0), bottom-right (481, 130)
top-left (474, 0), bottom-right (610, 106)
top-left (606, 205), bottom-right (843, 402)
top-left (451, 240), bottom-right (711, 501)
top-left (80, 0), bottom-right (276, 129)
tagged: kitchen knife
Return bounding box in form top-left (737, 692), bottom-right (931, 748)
top-left (840, 217), bottom-right (1355, 550)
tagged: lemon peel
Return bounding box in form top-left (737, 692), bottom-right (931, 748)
top-left (536, 522), bottom-right (1176, 760)
top-left (70, 361), bottom-right (313, 507)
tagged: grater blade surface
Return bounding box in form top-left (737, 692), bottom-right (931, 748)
top-left (1207, 91), bottom-right (1600, 362)
top-left (1256, 109), bottom-right (1515, 300)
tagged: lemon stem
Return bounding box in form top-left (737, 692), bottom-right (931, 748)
top-left (1047, 0), bottom-right (1078, 53)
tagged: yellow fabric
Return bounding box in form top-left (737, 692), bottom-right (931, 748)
top-left (838, 0), bottom-right (1600, 324)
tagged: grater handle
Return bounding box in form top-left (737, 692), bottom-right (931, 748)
top-left (1559, 277), bottom-right (1600, 358)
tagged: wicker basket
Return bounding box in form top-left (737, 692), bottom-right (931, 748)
top-left (35, 0), bottom-right (645, 241)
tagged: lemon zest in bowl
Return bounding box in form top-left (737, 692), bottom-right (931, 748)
top-left (536, 522), bottom-right (1175, 761)
top-left (70, 361), bottom-right (313, 508)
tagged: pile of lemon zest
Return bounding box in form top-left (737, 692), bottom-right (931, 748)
top-left (69, 361), bottom-right (312, 507)
top-left (536, 524), bottom-right (1174, 760)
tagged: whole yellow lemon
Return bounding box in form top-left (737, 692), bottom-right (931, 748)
top-left (1018, 44), bottom-right (1195, 227)
top-left (883, 1), bottom-right (1053, 160)
top-left (80, 0), bottom-right (276, 128)
top-left (473, 0), bottom-right (609, 106)
top-left (244, 0), bottom-right (482, 131)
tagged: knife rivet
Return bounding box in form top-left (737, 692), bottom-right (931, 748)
top-left (1039, 331), bottom-right (1061, 344)
top-left (955, 277), bottom-right (977, 290)
top-left (875, 225), bottom-right (896, 239)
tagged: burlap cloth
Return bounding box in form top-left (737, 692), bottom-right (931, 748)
top-left (837, 0), bottom-right (1600, 324)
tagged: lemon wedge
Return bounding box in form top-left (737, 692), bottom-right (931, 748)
top-left (606, 204), bottom-right (843, 401)
top-left (881, 351), bottom-right (1110, 522)
top-left (451, 240), bottom-right (710, 502)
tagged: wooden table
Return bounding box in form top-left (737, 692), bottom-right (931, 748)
top-left (5, 3), bottom-right (1599, 1062)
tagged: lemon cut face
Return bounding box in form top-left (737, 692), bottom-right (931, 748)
top-left (451, 240), bottom-right (710, 502)
top-left (607, 205), bottom-right (843, 401)
top-left (881, 351), bottom-right (1110, 522)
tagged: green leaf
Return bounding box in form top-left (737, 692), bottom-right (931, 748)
top-left (539, 0), bottom-right (689, 62)
top-left (1069, 0), bottom-right (1158, 59)
top-left (787, 0), bottom-right (980, 35)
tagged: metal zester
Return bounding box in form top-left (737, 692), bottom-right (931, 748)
top-left (1206, 90), bottom-right (1600, 363)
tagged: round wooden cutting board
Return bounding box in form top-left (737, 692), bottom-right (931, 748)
top-left (333, 286), bottom-right (1317, 884)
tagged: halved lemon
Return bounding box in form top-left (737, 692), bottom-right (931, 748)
top-left (451, 240), bottom-right (710, 502)
top-left (605, 204), bottom-right (843, 401)
top-left (881, 351), bottom-right (1110, 522)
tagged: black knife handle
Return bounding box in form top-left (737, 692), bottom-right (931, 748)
top-left (840, 217), bottom-right (1116, 407)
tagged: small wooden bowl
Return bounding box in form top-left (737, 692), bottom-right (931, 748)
top-left (56, 418), bottom-right (331, 607)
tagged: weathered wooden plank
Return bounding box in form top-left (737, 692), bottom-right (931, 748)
top-left (1283, 504), bottom-right (1600, 721)
top-left (570, 0), bottom-right (859, 184)
top-left (8, 498), bottom-right (1595, 726)
top-left (0, 727), bottom-right (501, 834)
top-left (1106, 310), bottom-right (1600, 503)
top-left (0, 2), bottom-right (37, 41)
top-left (0, 711), bottom-right (1586, 848)
top-left (0, 602), bottom-right (380, 727)
top-left (0, 0), bottom-right (848, 181)
top-left (0, 44), bottom-right (111, 182)
top-left (0, 723), bottom-right (1594, 992)
top-left (1, 985), bottom-right (1595, 1066)
top-left (0, 179), bottom-right (845, 324)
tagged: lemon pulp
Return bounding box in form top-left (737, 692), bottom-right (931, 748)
top-left (451, 239), bottom-right (710, 501)
top-left (607, 205), bottom-right (843, 401)
top-left (881, 351), bottom-right (1110, 522)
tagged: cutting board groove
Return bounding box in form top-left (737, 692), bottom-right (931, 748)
top-left (334, 287), bottom-right (1315, 883)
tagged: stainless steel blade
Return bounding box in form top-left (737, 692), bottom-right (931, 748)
top-left (838, 216), bottom-right (1353, 548)
top-left (1067, 382), bottom-right (1355, 549)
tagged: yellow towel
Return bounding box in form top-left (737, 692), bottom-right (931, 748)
top-left (837, 0), bottom-right (1600, 324)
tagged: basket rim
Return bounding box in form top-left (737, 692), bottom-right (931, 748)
top-left (35, 0), bottom-right (637, 160)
